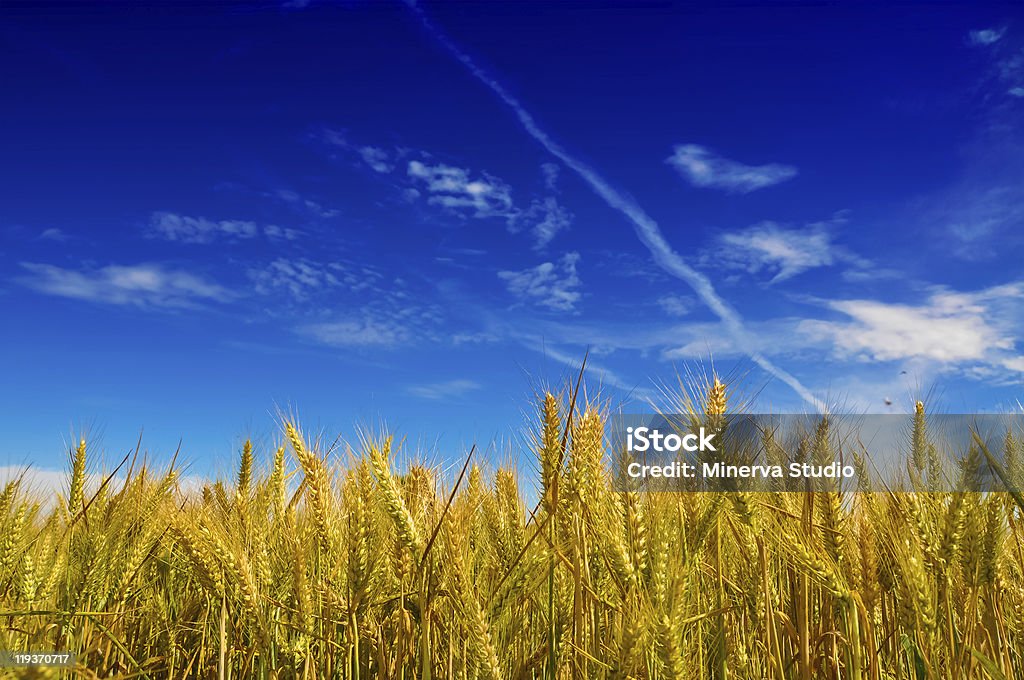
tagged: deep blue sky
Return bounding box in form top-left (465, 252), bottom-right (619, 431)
top-left (3, 1), bottom-right (1024, 476)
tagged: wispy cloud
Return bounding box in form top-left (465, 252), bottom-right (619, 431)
top-left (525, 313), bottom-right (809, 365)
top-left (451, 331), bottom-right (499, 345)
top-left (216, 183), bottom-right (336, 221)
top-left (406, 159), bottom-right (573, 247)
top-left (498, 252), bottom-right (582, 312)
top-left (666, 144), bottom-right (797, 194)
top-left (249, 258), bottom-right (381, 300)
top-left (946, 186), bottom-right (1024, 253)
top-left (278, 260), bottom-right (444, 350)
top-left (325, 131), bottom-right (573, 248)
top-left (657, 294), bottom-right (693, 317)
top-left (969, 27), bottom-right (1006, 46)
top-left (149, 212), bottom-right (257, 243)
top-left (299, 318), bottom-right (410, 347)
top-left (272, 190), bottom-right (339, 219)
top-left (593, 250), bottom-right (669, 284)
top-left (515, 336), bottom-right (653, 398)
top-left (967, 25), bottom-right (1024, 99)
top-left (17, 262), bottom-right (233, 308)
top-left (716, 221), bottom-right (857, 283)
top-left (359, 146), bottom-right (394, 173)
top-left (408, 160), bottom-right (516, 219)
top-left (541, 162), bottom-right (560, 191)
top-left (661, 318), bottom-right (807, 361)
top-left (321, 130), bottom-right (398, 174)
top-left (720, 223), bottom-right (834, 282)
top-left (296, 283), bottom-right (443, 349)
top-left (262, 224), bottom-right (302, 241)
top-left (38, 228), bottom-right (69, 242)
top-left (517, 196), bottom-right (572, 249)
top-left (149, 212), bottom-right (297, 244)
top-left (406, 379), bottom-right (481, 400)
top-left (403, 0), bottom-right (824, 410)
top-left (997, 48), bottom-right (1024, 96)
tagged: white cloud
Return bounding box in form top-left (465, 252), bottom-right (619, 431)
top-left (938, 185), bottom-right (1024, 257)
top-left (517, 197), bottom-right (572, 248)
top-left (359, 146), bottom-right (394, 173)
top-left (331, 136), bottom-right (573, 248)
top-left (541, 162), bottom-right (560, 191)
top-left (1003, 356), bottom-right (1024, 372)
top-left (321, 130), bottom-right (398, 174)
top-left (967, 27), bottom-right (1024, 100)
top-left (273, 190), bottom-right (339, 219)
top-left (650, 282), bottom-right (1024, 386)
top-left (718, 222), bottom-right (837, 282)
top-left (406, 379), bottom-right (481, 400)
top-left (657, 294), bottom-right (693, 317)
top-left (321, 128), bottom-right (348, 148)
top-left (249, 259), bottom-right (381, 300)
top-left (969, 27), bottom-right (1006, 46)
top-left (799, 284), bottom-right (1024, 364)
top-left (999, 48), bottom-right (1024, 95)
top-left (498, 252), bottom-right (582, 312)
top-left (279, 260), bottom-right (442, 349)
top-left (262, 224), bottom-right (303, 241)
top-left (150, 211), bottom-right (301, 243)
top-left (17, 262), bottom-right (233, 308)
top-left (407, 160), bottom-right (516, 218)
top-left (149, 212), bottom-right (258, 243)
top-left (300, 318), bottom-right (410, 347)
top-left (840, 266), bottom-right (909, 284)
top-left (407, 159), bottom-right (573, 248)
top-left (38, 228), bottom-right (69, 242)
top-left (667, 144), bottom-right (797, 193)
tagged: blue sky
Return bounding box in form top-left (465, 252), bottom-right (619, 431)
top-left (3, 1), bottom-right (1024, 475)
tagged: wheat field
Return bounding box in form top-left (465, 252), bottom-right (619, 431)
top-left (1, 378), bottom-right (1023, 679)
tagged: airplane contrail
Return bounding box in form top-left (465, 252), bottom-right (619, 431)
top-left (404, 1), bottom-right (825, 412)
